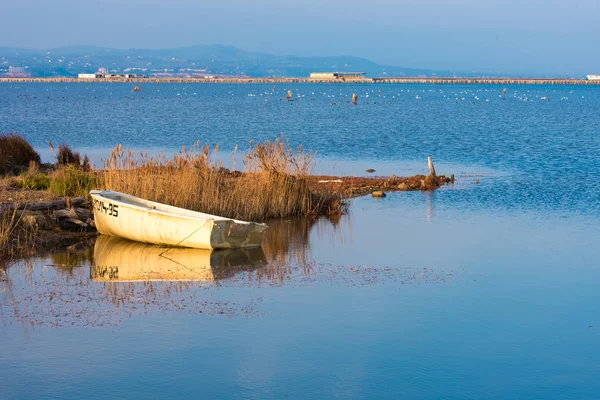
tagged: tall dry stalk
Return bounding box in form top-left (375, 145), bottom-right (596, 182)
top-left (0, 200), bottom-right (37, 266)
top-left (0, 206), bottom-right (19, 254)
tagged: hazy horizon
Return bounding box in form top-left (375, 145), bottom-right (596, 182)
top-left (2, 0), bottom-right (599, 76)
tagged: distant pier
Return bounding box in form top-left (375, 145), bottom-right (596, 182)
top-left (1, 77), bottom-right (598, 85)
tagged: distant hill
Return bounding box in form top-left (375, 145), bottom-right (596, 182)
top-left (0, 44), bottom-right (486, 78)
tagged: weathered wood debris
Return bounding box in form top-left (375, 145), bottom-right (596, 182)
top-left (2, 197), bottom-right (95, 233)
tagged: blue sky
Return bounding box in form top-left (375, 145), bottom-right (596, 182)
top-left (2, 0), bottom-right (599, 75)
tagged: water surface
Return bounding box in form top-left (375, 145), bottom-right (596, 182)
top-left (2, 82), bottom-right (599, 214)
top-left (1, 83), bottom-right (600, 399)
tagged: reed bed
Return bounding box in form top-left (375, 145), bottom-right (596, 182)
top-left (101, 137), bottom-right (344, 221)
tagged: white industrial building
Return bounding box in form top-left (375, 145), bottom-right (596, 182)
top-left (310, 72), bottom-right (367, 80)
top-left (78, 72), bottom-right (145, 79)
top-left (78, 73), bottom-right (101, 79)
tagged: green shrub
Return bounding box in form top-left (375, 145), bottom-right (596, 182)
top-left (0, 133), bottom-right (40, 175)
top-left (16, 172), bottom-right (51, 190)
top-left (50, 166), bottom-right (97, 197)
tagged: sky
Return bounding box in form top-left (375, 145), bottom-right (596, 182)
top-left (1, 0), bottom-right (599, 76)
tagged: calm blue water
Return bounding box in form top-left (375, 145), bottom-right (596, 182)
top-left (1, 83), bottom-right (599, 215)
top-left (1, 83), bottom-right (600, 399)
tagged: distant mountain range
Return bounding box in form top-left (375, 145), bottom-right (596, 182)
top-left (0, 44), bottom-right (498, 78)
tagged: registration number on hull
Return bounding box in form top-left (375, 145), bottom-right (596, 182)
top-left (93, 199), bottom-right (119, 217)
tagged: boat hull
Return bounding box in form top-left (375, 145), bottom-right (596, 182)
top-left (90, 190), bottom-right (267, 249)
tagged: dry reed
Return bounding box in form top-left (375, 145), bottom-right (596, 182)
top-left (100, 137), bottom-right (344, 221)
top-left (56, 143), bottom-right (81, 166)
top-left (0, 199), bottom-right (37, 266)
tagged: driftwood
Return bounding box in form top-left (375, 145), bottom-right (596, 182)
top-left (58, 217), bottom-right (93, 232)
top-left (53, 208), bottom-right (79, 219)
top-left (318, 179), bottom-right (343, 183)
top-left (0, 197), bottom-right (86, 213)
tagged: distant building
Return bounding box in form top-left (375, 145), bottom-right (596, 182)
top-left (78, 73), bottom-right (101, 79)
top-left (8, 66), bottom-right (25, 74)
top-left (310, 72), bottom-right (367, 80)
top-left (98, 67), bottom-right (108, 75)
top-left (587, 75), bottom-right (600, 81)
top-left (6, 66), bottom-right (29, 77)
top-left (78, 72), bottom-right (145, 79)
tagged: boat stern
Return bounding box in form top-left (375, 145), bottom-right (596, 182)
top-left (210, 220), bottom-right (268, 249)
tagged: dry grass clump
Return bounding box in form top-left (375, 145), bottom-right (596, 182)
top-left (45, 142), bottom-right (95, 196)
top-left (0, 207), bottom-right (20, 258)
top-left (101, 137), bottom-right (345, 221)
top-left (0, 133), bottom-right (41, 175)
top-left (0, 200), bottom-right (37, 266)
top-left (15, 161), bottom-right (51, 190)
top-left (57, 144), bottom-right (81, 165)
top-left (49, 142), bottom-right (90, 170)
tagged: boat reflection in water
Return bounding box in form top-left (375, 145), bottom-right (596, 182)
top-left (92, 236), bottom-right (266, 283)
top-left (92, 214), bottom-right (350, 284)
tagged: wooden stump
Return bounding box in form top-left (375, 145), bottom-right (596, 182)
top-left (428, 156), bottom-right (436, 178)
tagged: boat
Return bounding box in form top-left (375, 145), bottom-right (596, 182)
top-left (89, 190), bottom-right (268, 249)
top-left (586, 75), bottom-right (600, 81)
top-left (92, 236), bottom-right (266, 282)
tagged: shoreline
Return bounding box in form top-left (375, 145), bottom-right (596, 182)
top-left (1, 77), bottom-right (599, 85)
top-left (1, 171), bottom-right (453, 255)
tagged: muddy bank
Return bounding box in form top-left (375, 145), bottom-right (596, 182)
top-left (308, 173), bottom-right (453, 198)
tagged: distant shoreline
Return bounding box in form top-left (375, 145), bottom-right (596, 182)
top-left (1, 77), bottom-right (599, 85)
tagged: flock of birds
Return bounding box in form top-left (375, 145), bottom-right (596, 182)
top-left (9, 85), bottom-right (587, 105)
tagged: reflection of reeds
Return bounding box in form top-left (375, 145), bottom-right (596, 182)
top-left (261, 218), bottom-right (315, 266)
top-left (255, 215), bottom-right (350, 283)
top-left (49, 245), bottom-right (94, 274)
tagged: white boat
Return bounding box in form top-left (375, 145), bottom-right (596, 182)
top-left (92, 236), bottom-right (266, 282)
top-left (586, 75), bottom-right (600, 81)
top-left (89, 190), bottom-right (268, 249)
